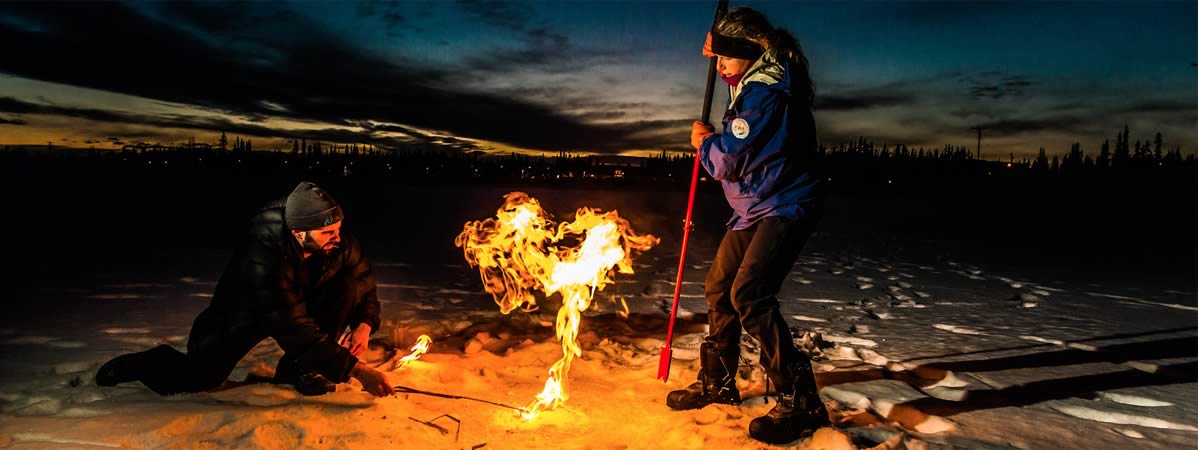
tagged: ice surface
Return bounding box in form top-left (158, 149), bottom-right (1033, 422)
top-left (2, 192), bottom-right (1195, 450)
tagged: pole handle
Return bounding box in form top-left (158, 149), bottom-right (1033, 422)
top-left (699, 0), bottom-right (729, 124)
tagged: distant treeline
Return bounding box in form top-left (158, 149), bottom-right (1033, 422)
top-left (2, 125), bottom-right (1192, 190)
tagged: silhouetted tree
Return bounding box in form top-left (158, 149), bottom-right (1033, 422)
top-left (1062, 142), bottom-right (1084, 172)
top-left (218, 131), bottom-right (227, 151)
top-left (1034, 147), bottom-right (1050, 171)
top-left (1153, 132), bottom-right (1163, 161)
top-left (1113, 125), bottom-right (1130, 168)
top-left (1097, 139), bottom-right (1110, 168)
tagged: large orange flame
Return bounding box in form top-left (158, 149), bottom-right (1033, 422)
top-left (455, 192), bottom-right (658, 419)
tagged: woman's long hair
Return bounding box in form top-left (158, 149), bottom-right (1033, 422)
top-left (715, 7), bottom-right (815, 107)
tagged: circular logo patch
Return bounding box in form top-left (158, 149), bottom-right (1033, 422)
top-left (730, 118), bottom-right (750, 139)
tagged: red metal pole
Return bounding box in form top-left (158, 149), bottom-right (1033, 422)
top-left (659, 0), bottom-right (728, 383)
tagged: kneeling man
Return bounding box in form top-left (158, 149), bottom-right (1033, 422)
top-left (97, 182), bottom-right (393, 397)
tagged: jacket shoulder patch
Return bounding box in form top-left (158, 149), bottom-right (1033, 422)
top-left (731, 118), bottom-right (750, 139)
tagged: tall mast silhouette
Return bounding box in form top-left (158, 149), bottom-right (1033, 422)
top-left (970, 126), bottom-right (985, 160)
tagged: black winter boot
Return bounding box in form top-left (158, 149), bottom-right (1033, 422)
top-left (95, 344), bottom-right (173, 387)
top-left (96, 353), bottom-right (140, 387)
top-left (290, 372), bottom-right (336, 396)
top-left (666, 343), bottom-right (741, 410)
top-left (274, 359), bottom-right (336, 396)
top-left (748, 356), bottom-right (830, 444)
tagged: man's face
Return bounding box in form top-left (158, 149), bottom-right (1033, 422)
top-left (294, 221), bottom-right (342, 255)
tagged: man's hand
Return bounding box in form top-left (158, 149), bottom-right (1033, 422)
top-left (350, 361), bottom-right (394, 396)
top-left (691, 121), bottom-right (714, 151)
top-left (342, 323), bottom-right (372, 357)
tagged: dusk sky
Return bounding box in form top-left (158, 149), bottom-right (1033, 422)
top-left (0, 1), bottom-right (1194, 158)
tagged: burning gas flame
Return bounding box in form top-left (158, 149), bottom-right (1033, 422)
top-left (381, 335), bottom-right (433, 372)
top-left (455, 192), bottom-right (658, 419)
top-left (397, 335), bottom-right (432, 369)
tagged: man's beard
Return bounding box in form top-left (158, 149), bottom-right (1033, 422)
top-left (301, 234), bottom-right (340, 255)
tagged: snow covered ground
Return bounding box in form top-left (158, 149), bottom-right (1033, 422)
top-left (1, 186), bottom-right (1195, 449)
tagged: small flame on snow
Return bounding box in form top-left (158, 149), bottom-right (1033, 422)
top-left (396, 334), bottom-right (432, 369)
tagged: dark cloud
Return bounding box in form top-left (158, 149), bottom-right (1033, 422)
top-left (978, 116), bottom-right (1085, 135)
top-left (452, 0), bottom-right (625, 75)
top-left (0, 116), bottom-right (26, 125)
top-left (0, 96), bottom-right (476, 151)
top-left (357, 0), bottom-right (406, 36)
top-left (1047, 102), bottom-right (1087, 112)
top-left (816, 72), bottom-right (959, 112)
top-left (569, 111), bottom-right (628, 121)
top-left (960, 72), bottom-right (1039, 99)
top-left (458, 28), bottom-right (624, 75)
top-left (880, 2), bottom-right (1023, 24)
top-left (0, 97), bottom-right (136, 123)
top-left (0, 2), bottom-right (667, 154)
top-left (456, 0), bottom-right (528, 32)
top-left (1121, 100), bottom-right (1196, 114)
top-left (816, 94), bottom-right (915, 111)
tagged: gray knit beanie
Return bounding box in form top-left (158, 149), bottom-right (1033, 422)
top-left (285, 182), bottom-right (344, 229)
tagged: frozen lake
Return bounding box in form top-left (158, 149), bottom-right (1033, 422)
top-left (1, 182), bottom-right (1195, 449)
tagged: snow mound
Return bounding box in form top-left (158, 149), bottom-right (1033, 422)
top-left (796, 427), bottom-right (855, 450)
top-left (1020, 335), bottom-right (1065, 346)
top-left (798, 298), bottom-right (843, 304)
top-left (88, 294), bottom-right (148, 300)
top-left (791, 315), bottom-right (828, 323)
top-left (1117, 429), bottom-right (1145, 439)
top-left (1098, 392), bottom-right (1173, 407)
top-left (12, 433), bottom-right (121, 448)
top-left (99, 327), bottom-right (152, 334)
top-left (932, 324), bottom-right (983, 336)
top-left (823, 335), bottom-right (879, 348)
top-left (1051, 404), bottom-right (1198, 431)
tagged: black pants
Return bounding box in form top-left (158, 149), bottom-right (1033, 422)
top-left (704, 216), bottom-right (812, 388)
top-left (133, 278), bottom-right (356, 395)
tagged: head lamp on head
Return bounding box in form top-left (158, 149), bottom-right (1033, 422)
top-left (702, 31), bottom-right (763, 61)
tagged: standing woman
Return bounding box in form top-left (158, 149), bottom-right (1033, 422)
top-left (666, 7), bottom-right (829, 444)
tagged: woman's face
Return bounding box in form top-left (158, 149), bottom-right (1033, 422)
top-left (717, 55), bottom-right (753, 78)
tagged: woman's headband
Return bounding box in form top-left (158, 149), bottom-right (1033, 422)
top-left (702, 31), bottom-right (763, 60)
